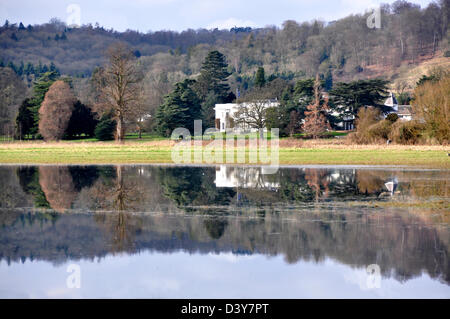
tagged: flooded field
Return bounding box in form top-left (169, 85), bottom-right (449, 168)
top-left (0, 165), bottom-right (448, 298)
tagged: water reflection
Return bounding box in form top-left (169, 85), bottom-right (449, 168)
top-left (0, 165), bottom-right (449, 291)
top-left (4, 165), bottom-right (449, 211)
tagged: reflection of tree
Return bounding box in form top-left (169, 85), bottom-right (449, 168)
top-left (16, 166), bottom-right (101, 211)
top-left (69, 166), bottom-right (100, 191)
top-left (278, 169), bottom-right (314, 202)
top-left (157, 167), bottom-right (235, 208)
top-left (1, 210), bottom-right (448, 284)
top-left (157, 167), bottom-right (203, 206)
top-left (204, 218), bottom-right (228, 239)
top-left (304, 169), bottom-right (329, 201)
top-left (408, 179), bottom-right (449, 199)
top-left (16, 166), bottom-right (50, 208)
top-left (86, 166), bottom-right (146, 252)
top-left (39, 166), bottom-right (77, 212)
top-left (356, 170), bottom-right (385, 195)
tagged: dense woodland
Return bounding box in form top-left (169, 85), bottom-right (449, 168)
top-left (1, 1), bottom-right (448, 79)
top-left (0, 0), bottom-right (449, 142)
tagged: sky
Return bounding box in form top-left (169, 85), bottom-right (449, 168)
top-left (1, 252), bottom-right (449, 298)
top-left (0, 0), bottom-right (435, 32)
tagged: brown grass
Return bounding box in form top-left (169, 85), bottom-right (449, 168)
top-left (1, 138), bottom-right (448, 151)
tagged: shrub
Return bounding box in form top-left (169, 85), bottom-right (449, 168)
top-left (412, 75), bottom-right (450, 144)
top-left (349, 107), bottom-right (384, 144)
top-left (94, 114), bottom-right (116, 141)
top-left (445, 50), bottom-right (450, 58)
top-left (389, 121), bottom-right (424, 145)
top-left (386, 113), bottom-right (399, 123)
top-left (366, 120), bottom-right (393, 143)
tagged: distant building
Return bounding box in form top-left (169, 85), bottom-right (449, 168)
top-left (384, 92), bottom-right (413, 121)
top-left (214, 99), bottom-right (280, 132)
top-left (331, 107), bottom-right (355, 131)
top-left (333, 92), bottom-right (413, 131)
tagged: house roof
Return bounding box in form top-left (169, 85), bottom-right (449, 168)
top-left (397, 105), bottom-right (412, 115)
top-left (384, 92), bottom-right (398, 106)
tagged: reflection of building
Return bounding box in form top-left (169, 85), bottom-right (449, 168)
top-left (214, 166), bottom-right (279, 189)
top-left (214, 99), bottom-right (280, 132)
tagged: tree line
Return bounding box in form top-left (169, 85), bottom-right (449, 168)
top-left (2, 42), bottom-right (447, 144)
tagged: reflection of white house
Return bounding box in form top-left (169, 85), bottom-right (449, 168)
top-left (214, 99), bottom-right (280, 132)
top-left (214, 166), bottom-right (279, 189)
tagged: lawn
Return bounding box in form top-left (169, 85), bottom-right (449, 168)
top-left (0, 137), bottom-right (448, 168)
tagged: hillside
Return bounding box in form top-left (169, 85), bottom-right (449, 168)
top-left (1, 1), bottom-right (448, 87)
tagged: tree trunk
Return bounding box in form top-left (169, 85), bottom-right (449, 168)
top-left (400, 38), bottom-right (404, 57)
top-left (116, 116), bottom-right (124, 142)
top-left (259, 128), bottom-right (264, 140)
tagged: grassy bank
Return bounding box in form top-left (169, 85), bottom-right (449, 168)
top-left (0, 139), bottom-right (448, 168)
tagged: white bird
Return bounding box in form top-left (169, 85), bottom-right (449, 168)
top-left (384, 178), bottom-right (398, 194)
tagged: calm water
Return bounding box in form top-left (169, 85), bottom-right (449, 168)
top-left (0, 165), bottom-right (449, 298)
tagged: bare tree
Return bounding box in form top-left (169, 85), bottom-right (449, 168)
top-left (233, 100), bottom-right (268, 139)
top-left (412, 75), bottom-right (449, 144)
top-left (38, 80), bottom-right (76, 141)
top-left (93, 43), bottom-right (144, 142)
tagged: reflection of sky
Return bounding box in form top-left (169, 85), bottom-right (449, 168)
top-left (1, 252), bottom-right (448, 298)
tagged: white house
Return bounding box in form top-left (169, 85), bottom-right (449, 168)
top-left (384, 92), bottom-right (413, 121)
top-left (214, 99), bottom-right (280, 132)
top-left (214, 103), bottom-right (240, 132)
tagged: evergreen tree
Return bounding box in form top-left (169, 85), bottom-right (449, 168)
top-left (254, 67), bottom-right (266, 88)
top-left (29, 71), bottom-right (59, 136)
top-left (194, 50), bottom-right (233, 127)
top-left (65, 101), bottom-right (98, 138)
top-left (324, 70), bottom-right (333, 91)
top-left (24, 63), bottom-right (34, 75)
top-left (7, 61), bottom-right (16, 73)
top-left (195, 50), bottom-right (231, 99)
top-left (17, 61), bottom-right (24, 76)
top-left (15, 98), bottom-right (34, 139)
top-left (156, 79), bottom-right (201, 137)
top-left (94, 112), bottom-right (116, 141)
top-left (330, 79), bottom-right (390, 118)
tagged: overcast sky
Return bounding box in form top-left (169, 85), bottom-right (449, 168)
top-left (0, 0), bottom-right (435, 32)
